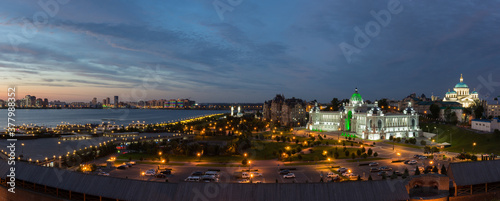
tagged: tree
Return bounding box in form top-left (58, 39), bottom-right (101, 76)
top-left (361, 147), bottom-right (366, 153)
top-left (432, 166), bottom-right (439, 173)
top-left (373, 152), bottom-right (378, 157)
top-left (444, 107), bottom-right (452, 122)
top-left (297, 154), bottom-right (302, 160)
top-left (402, 168), bottom-right (409, 179)
top-left (242, 158), bottom-right (248, 165)
top-left (345, 150), bottom-right (350, 157)
top-left (440, 164), bottom-right (447, 175)
top-left (450, 111), bottom-right (458, 124)
top-left (474, 104), bottom-right (485, 119)
top-left (334, 152), bottom-right (339, 159)
top-left (361, 153), bottom-right (368, 159)
top-left (420, 140), bottom-right (427, 146)
top-left (351, 153), bottom-right (356, 159)
top-left (378, 99), bottom-right (388, 110)
top-left (368, 175), bottom-right (373, 180)
top-left (430, 104), bottom-right (440, 119)
top-left (356, 149), bottom-right (362, 156)
top-left (415, 166), bottom-right (421, 175)
top-left (357, 175), bottom-right (361, 181)
top-left (331, 98), bottom-right (340, 111)
top-left (390, 171), bottom-right (397, 179)
top-left (367, 148), bottom-right (373, 156)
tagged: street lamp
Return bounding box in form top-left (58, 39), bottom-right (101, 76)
top-left (244, 153), bottom-right (247, 157)
top-left (21, 143), bottom-right (24, 155)
top-left (58, 141), bottom-right (61, 152)
top-left (473, 142), bottom-right (476, 153)
top-left (197, 152), bottom-right (201, 162)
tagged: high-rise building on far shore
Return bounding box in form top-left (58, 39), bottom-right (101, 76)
top-left (114, 96), bottom-right (119, 108)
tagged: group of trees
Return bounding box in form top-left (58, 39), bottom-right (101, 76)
top-left (61, 143), bottom-right (117, 167)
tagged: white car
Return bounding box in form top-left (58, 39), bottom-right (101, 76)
top-left (283, 173), bottom-right (296, 179)
top-left (98, 172), bottom-right (109, 176)
top-left (337, 167), bottom-right (348, 173)
top-left (408, 160), bottom-right (417, 165)
top-left (342, 172), bottom-right (353, 177)
top-left (185, 176), bottom-right (200, 182)
top-left (327, 172), bottom-right (338, 178)
top-left (369, 162), bottom-right (379, 167)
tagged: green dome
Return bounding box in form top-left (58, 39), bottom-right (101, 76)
top-left (455, 82), bottom-right (468, 88)
top-left (351, 88), bottom-right (363, 102)
top-left (472, 91), bottom-right (478, 94)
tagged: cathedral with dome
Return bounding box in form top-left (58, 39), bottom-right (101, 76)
top-left (307, 88), bottom-right (421, 140)
top-left (443, 74), bottom-right (479, 108)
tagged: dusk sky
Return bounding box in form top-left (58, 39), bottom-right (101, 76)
top-left (0, 0), bottom-right (499, 103)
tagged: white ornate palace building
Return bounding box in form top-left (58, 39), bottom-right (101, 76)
top-left (307, 89), bottom-right (422, 140)
top-left (443, 74), bottom-right (479, 108)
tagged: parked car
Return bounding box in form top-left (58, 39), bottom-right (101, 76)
top-left (377, 171), bottom-right (388, 176)
top-left (349, 174), bottom-right (359, 180)
top-left (201, 175), bottom-right (219, 182)
top-left (408, 160), bottom-right (417, 165)
top-left (394, 171), bottom-right (403, 176)
top-left (155, 173), bottom-right (167, 178)
top-left (145, 170), bottom-right (156, 176)
top-left (128, 161), bottom-right (136, 165)
top-left (370, 167), bottom-right (380, 172)
top-left (283, 173), bottom-right (296, 179)
top-left (184, 176), bottom-right (200, 182)
top-left (116, 165), bottom-right (128, 170)
top-left (205, 171), bottom-right (220, 178)
top-left (418, 156), bottom-right (427, 159)
top-left (279, 169), bottom-right (290, 175)
top-left (160, 170), bottom-right (172, 175)
top-left (337, 167), bottom-right (348, 173)
top-left (98, 172), bottom-right (109, 176)
top-left (369, 162), bottom-right (379, 167)
top-left (327, 172), bottom-right (338, 178)
top-left (379, 166), bottom-right (392, 171)
top-left (191, 171), bottom-right (204, 176)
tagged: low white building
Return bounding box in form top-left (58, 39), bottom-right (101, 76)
top-left (471, 118), bottom-right (500, 132)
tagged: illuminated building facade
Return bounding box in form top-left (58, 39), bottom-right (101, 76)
top-left (443, 74), bottom-right (479, 108)
top-left (307, 88), bottom-right (421, 140)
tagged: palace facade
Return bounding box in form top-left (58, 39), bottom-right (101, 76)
top-left (307, 88), bottom-right (421, 140)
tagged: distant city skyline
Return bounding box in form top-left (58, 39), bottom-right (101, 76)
top-left (1, 1), bottom-right (499, 103)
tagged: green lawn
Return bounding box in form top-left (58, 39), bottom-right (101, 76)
top-left (422, 123), bottom-right (500, 154)
top-left (288, 146), bottom-right (374, 162)
top-left (284, 161), bottom-right (334, 166)
top-left (345, 157), bottom-right (387, 162)
top-left (195, 164), bottom-right (246, 167)
top-left (117, 152), bottom-right (243, 163)
top-left (389, 142), bottom-right (423, 150)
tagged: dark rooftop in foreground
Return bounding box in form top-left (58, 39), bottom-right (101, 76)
top-left (0, 160), bottom-right (410, 201)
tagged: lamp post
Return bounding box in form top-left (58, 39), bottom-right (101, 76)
top-left (58, 141), bottom-right (61, 153)
top-left (21, 143), bottom-right (24, 155)
top-left (473, 142), bottom-right (476, 154)
top-left (197, 152), bottom-right (201, 162)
